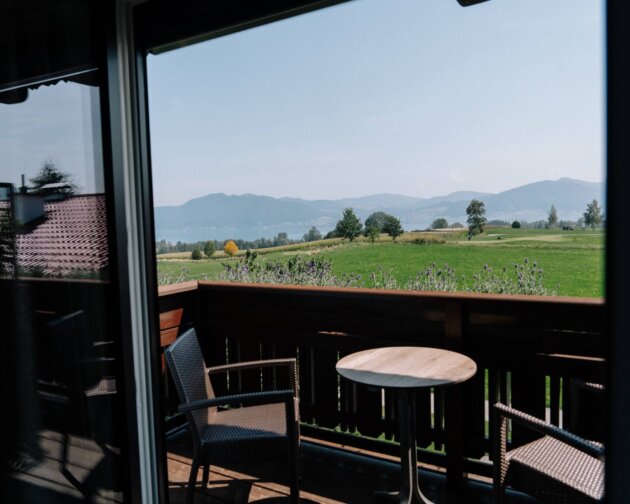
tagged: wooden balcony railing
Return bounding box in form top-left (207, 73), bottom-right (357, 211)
top-left (158, 281), bottom-right (606, 484)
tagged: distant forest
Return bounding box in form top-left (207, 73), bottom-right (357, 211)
top-left (156, 232), bottom-right (303, 254)
top-left (155, 216), bottom-right (591, 255)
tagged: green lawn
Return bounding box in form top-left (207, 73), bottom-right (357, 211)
top-left (157, 228), bottom-right (604, 298)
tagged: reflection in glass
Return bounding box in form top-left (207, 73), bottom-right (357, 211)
top-left (1, 75), bottom-right (125, 502)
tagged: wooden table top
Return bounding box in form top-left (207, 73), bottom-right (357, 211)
top-left (336, 346), bottom-right (477, 389)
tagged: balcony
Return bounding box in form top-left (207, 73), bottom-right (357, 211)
top-left (158, 280), bottom-right (605, 503)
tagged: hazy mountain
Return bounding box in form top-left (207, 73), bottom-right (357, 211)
top-left (154, 178), bottom-right (604, 242)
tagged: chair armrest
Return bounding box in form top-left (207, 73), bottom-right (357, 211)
top-left (493, 402), bottom-right (604, 459)
top-left (207, 358), bottom-right (298, 392)
top-left (178, 389), bottom-right (294, 413)
top-left (207, 358), bottom-right (296, 374)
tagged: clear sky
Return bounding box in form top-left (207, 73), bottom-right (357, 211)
top-left (1, 0), bottom-right (602, 205)
top-left (0, 79), bottom-right (104, 194)
top-left (148, 0), bottom-right (604, 207)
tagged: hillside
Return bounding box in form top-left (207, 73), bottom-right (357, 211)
top-left (154, 178), bottom-right (604, 242)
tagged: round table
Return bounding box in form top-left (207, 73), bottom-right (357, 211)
top-left (336, 347), bottom-right (477, 504)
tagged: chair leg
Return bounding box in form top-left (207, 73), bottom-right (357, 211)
top-left (493, 480), bottom-right (506, 504)
top-left (186, 462), bottom-right (199, 504)
top-left (288, 443), bottom-right (300, 503)
top-left (201, 465), bottom-right (210, 489)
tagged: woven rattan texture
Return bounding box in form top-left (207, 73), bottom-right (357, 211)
top-left (165, 329), bottom-right (217, 446)
top-left (508, 436), bottom-right (604, 503)
top-left (200, 403), bottom-right (288, 463)
top-left (164, 328), bottom-right (298, 466)
top-left (494, 402), bottom-right (604, 504)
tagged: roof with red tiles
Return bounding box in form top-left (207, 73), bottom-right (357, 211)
top-left (11, 194), bottom-right (109, 276)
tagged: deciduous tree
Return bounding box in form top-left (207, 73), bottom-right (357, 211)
top-left (548, 205), bottom-right (558, 227)
top-left (224, 240), bottom-right (239, 256)
top-left (383, 215), bottom-right (403, 241)
top-left (466, 199), bottom-right (487, 235)
top-left (365, 225), bottom-right (380, 243)
top-left (204, 241), bottom-right (215, 258)
top-left (364, 212), bottom-right (391, 233)
top-left (583, 199), bottom-right (602, 231)
top-left (431, 218), bottom-right (449, 230)
top-left (303, 226), bottom-right (322, 242)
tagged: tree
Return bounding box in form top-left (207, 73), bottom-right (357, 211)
top-left (273, 232), bottom-right (290, 247)
top-left (191, 248), bottom-right (202, 260)
top-left (548, 205), bottom-right (558, 228)
top-left (382, 215), bottom-right (403, 241)
top-left (364, 212), bottom-right (392, 233)
top-left (511, 221), bottom-right (521, 229)
top-left (303, 226), bottom-right (322, 242)
top-left (365, 225), bottom-right (380, 243)
top-left (204, 241), bottom-right (215, 258)
top-left (335, 208), bottom-right (362, 241)
top-left (466, 199), bottom-right (487, 235)
top-left (451, 222), bottom-right (464, 229)
top-left (431, 218), bottom-right (449, 230)
top-left (583, 199), bottom-right (602, 231)
top-left (30, 158), bottom-right (77, 195)
top-left (224, 240), bottom-right (239, 256)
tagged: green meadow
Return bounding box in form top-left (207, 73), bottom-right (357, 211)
top-left (157, 228), bottom-right (604, 298)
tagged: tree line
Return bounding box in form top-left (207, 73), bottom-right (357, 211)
top-left (157, 197), bottom-right (605, 258)
top-left (326, 209), bottom-right (403, 242)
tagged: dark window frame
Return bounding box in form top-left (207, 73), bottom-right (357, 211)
top-left (129, 1), bottom-right (630, 503)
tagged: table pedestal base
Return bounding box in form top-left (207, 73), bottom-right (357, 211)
top-left (376, 390), bottom-right (434, 504)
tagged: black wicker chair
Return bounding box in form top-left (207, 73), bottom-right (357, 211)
top-left (164, 328), bottom-right (300, 503)
top-left (492, 400), bottom-right (605, 504)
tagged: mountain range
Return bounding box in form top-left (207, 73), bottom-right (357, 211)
top-left (154, 178), bottom-right (604, 242)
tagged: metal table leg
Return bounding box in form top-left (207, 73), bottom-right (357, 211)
top-left (376, 389), bottom-right (434, 504)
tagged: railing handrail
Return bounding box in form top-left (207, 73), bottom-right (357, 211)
top-left (191, 280), bottom-right (604, 306)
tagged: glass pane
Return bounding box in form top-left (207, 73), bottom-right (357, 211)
top-left (1, 74), bottom-right (126, 501)
top-left (148, 0), bottom-right (605, 299)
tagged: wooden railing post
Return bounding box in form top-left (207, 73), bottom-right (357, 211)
top-left (444, 300), bottom-right (466, 493)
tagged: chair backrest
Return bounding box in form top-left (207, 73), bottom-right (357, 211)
top-left (47, 310), bottom-right (92, 398)
top-left (164, 328), bottom-right (217, 443)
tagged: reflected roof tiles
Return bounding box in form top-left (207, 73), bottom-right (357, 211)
top-left (15, 194), bottom-right (109, 275)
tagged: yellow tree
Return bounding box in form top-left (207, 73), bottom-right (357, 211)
top-left (224, 240), bottom-right (239, 256)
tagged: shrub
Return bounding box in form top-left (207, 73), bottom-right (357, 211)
top-left (191, 248), bottom-right (202, 260)
top-left (511, 221), bottom-right (521, 229)
top-left (365, 225), bottom-right (380, 244)
top-left (224, 240), bottom-right (239, 256)
top-left (411, 236), bottom-right (446, 245)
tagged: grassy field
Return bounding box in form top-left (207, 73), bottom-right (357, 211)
top-left (157, 228), bottom-right (604, 297)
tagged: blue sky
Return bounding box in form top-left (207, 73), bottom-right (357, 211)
top-left (148, 0), bottom-right (604, 207)
top-left (0, 0), bottom-right (604, 206)
top-left (0, 81), bottom-right (103, 194)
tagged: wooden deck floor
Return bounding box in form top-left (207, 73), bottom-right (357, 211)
top-left (166, 429), bottom-right (515, 504)
top-left (6, 430), bottom-right (124, 503)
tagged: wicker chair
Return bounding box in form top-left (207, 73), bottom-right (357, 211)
top-left (45, 310), bottom-right (118, 494)
top-left (492, 402), bottom-right (605, 504)
top-left (164, 328), bottom-right (300, 504)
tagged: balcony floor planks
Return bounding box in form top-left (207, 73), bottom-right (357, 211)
top-left (166, 429), bottom-right (529, 504)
